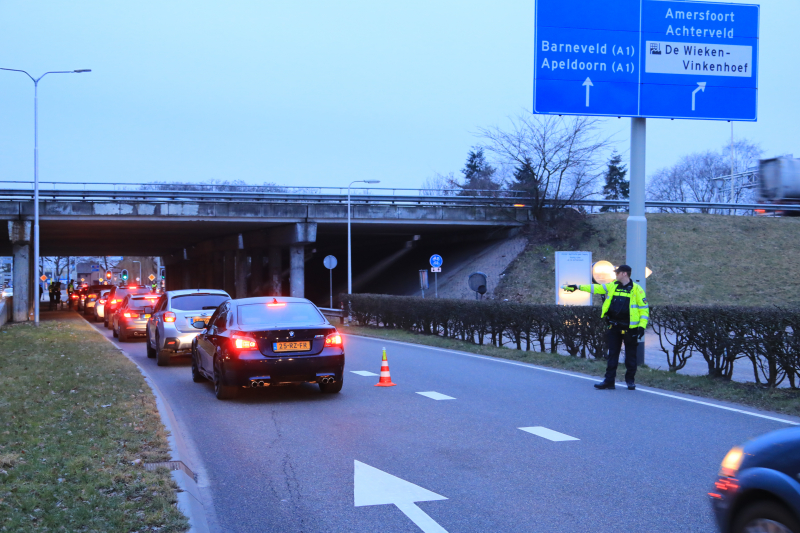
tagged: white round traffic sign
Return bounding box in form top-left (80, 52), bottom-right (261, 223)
top-left (323, 255), bottom-right (338, 269)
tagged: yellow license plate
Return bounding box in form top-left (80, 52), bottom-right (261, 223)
top-left (144, 314), bottom-right (151, 319)
top-left (273, 341), bottom-right (311, 352)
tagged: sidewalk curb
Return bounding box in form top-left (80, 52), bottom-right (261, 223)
top-left (96, 332), bottom-right (212, 533)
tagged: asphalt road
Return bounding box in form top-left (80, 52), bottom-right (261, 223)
top-left (80, 315), bottom-right (797, 533)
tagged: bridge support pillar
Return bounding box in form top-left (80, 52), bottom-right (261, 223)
top-left (8, 221), bottom-right (31, 322)
top-left (268, 247), bottom-right (282, 296)
top-left (203, 254), bottom-right (213, 289)
top-left (224, 251), bottom-right (236, 296)
top-left (212, 252), bottom-right (224, 292)
top-left (235, 250), bottom-right (248, 299)
top-left (181, 262), bottom-right (191, 290)
top-left (249, 250), bottom-right (263, 296)
top-left (289, 245), bottom-right (304, 298)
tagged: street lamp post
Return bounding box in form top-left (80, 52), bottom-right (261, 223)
top-left (0, 67), bottom-right (91, 325)
top-left (347, 180), bottom-right (380, 294)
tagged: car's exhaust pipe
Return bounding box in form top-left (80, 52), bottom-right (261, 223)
top-left (250, 379), bottom-right (269, 388)
top-left (319, 376), bottom-right (335, 384)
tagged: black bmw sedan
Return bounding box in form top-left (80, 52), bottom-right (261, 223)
top-left (190, 296), bottom-right (345, 399)
top-left (710, 427), bottom-right (800, 533)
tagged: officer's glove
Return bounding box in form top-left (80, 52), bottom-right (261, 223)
top-left (564, 285), bottom-right (579, 292)
top-left (636, 327), bottom-right (646, 340)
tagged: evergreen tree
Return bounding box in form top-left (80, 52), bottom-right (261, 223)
top-left (600, 152), bottom-right (629, 212)
top-left (459, 147), bottom-right (499, 195)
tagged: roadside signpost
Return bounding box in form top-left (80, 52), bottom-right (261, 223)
top-left (534, 0), bottom-right (759, 120)
top-left (555, 252), bottom-right (592, 306)
top-left (323, 255), bottom-right (337, 308)
top-left (429, 255), bottom-right (443, 298)
top-left (467, 272), bottom-right (488, 300)
top-left (419, 270), bottom-right (429, 299)
top-left (148, 274), bottom-right (155, 281)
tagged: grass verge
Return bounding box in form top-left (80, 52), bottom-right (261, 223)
top-left (342, 324), bottom-right (800, 419)
top-left (0, 317), bottom-right (188, 533)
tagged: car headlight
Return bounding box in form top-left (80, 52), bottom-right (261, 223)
top-left (720, 446), bottom-right (744, 477)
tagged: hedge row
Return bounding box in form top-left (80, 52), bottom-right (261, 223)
top-left (344, 294), bottom-right (800, 389)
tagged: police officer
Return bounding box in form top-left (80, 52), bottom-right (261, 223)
top-left (564, 264), bottom-right (649, 390)
top-left (67, 280), bottom-right (75, 309)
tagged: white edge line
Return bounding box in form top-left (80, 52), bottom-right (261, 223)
top-left (344, 333), bottom-right (799, 426)
top-left (94, 325), bottom-right (213, 532)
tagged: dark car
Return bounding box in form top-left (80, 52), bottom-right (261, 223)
top-left (81, 284), bottom-right (113, 317)
top-left (75, 286), bottom-right (89, 312)
top-left (710, 427), bottom-right (800, 533)
top-left (104, 285), bottom-right (151, 328)
top-left (112, 294), bottom-right (159, 342)
top-left (191, 296), bottom-right (344, 399)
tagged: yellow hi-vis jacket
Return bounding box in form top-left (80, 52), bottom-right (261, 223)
top-left (578, 281), bottom-right (649, 329)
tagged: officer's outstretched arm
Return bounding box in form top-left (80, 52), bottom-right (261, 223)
top-left (579, 284), bottom-right (608, 295)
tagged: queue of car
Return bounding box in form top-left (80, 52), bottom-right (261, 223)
top-left (81, 284), bottom-right (345, 400)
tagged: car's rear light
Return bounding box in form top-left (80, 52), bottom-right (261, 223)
top-left (110, 299), bottom-right (120, 304)
top-left (266, 297), bottom-right (285, 307)
top-left (99, 299), bottom-right (106, 305)
top-left (71, 294), bottom-right (78, 299)
top-left (123, 312), bottom-right (140, 318)
top-left (128, 286), bottom-right (137, 289)
top-left (163, 312), bottom-right (176, 323)
top-left (232, 334), bottom-right (257, 350)
top-left (325, 333), bottom-right (343, 347)
top-left (720, 447), bottom-right (744, 477)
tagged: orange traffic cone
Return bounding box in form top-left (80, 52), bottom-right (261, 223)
top-left (375, 347), bottom-right (396, 387)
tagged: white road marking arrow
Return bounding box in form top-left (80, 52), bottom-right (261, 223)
top-left (692, 81), bottom-right (706, 111)
top-left (354, 460), bottom-right (449, 533)
top-left (582, 77), bottom-right (593, 107)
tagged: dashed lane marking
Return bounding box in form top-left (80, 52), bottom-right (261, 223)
top-left (519, 427), bottom-right (579, 442)
top-left (351, 370), bottom-right (379, 376)
top-left (416, 391), bottom-right (456, 401)
top-left (344, 335), bottom-right (799, 426)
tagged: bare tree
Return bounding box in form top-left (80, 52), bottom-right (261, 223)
top-left (421, 173), bottom-right (459, 196)
top-left (478, 113), bottom-right (612, 221)
top-left (139, 179), bottom-right (290, 193)
top-left (647, 139), bottom-right (763, 213)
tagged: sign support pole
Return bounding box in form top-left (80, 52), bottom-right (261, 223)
top-left (627, 117), bottom-right (647, 365)
top-left (434, 272), bottom-right (438, 299)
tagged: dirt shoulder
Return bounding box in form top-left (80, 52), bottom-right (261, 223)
top-left (0, 314), bottom-right (188, 532)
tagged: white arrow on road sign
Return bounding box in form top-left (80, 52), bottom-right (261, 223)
top-left (692, 82), bottom-right (706, 111)
top-left (582, 77), bottom-right (593, 107)
top-left (354, 460), bottom-right (449, 533)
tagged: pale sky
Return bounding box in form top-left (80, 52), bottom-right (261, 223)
top-left (1, 0), bottom-right (796, 192)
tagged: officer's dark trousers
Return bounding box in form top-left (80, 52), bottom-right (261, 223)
top-left (604, 324), bottom-right (638, 384)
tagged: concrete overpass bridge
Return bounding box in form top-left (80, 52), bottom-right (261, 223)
top-left (1, 183), bottom-right (534, 321)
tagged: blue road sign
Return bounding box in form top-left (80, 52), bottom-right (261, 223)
top-left (429, 254), bottom-right (443, 268)
top-left (534, 0), bottom-right (759, 121)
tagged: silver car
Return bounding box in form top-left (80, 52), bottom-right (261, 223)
top-left (92, 289), bottom-right (112, 322)
top-left (146, 289), bottom-right (230, 366)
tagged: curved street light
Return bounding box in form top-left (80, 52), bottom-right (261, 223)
top-left (0, 68), bottom-right (91, 325)
top-left (347, 179), bottom-right (380, 294)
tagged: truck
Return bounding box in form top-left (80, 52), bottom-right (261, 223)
top-left (757, 156), bottom-right (800, 215)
